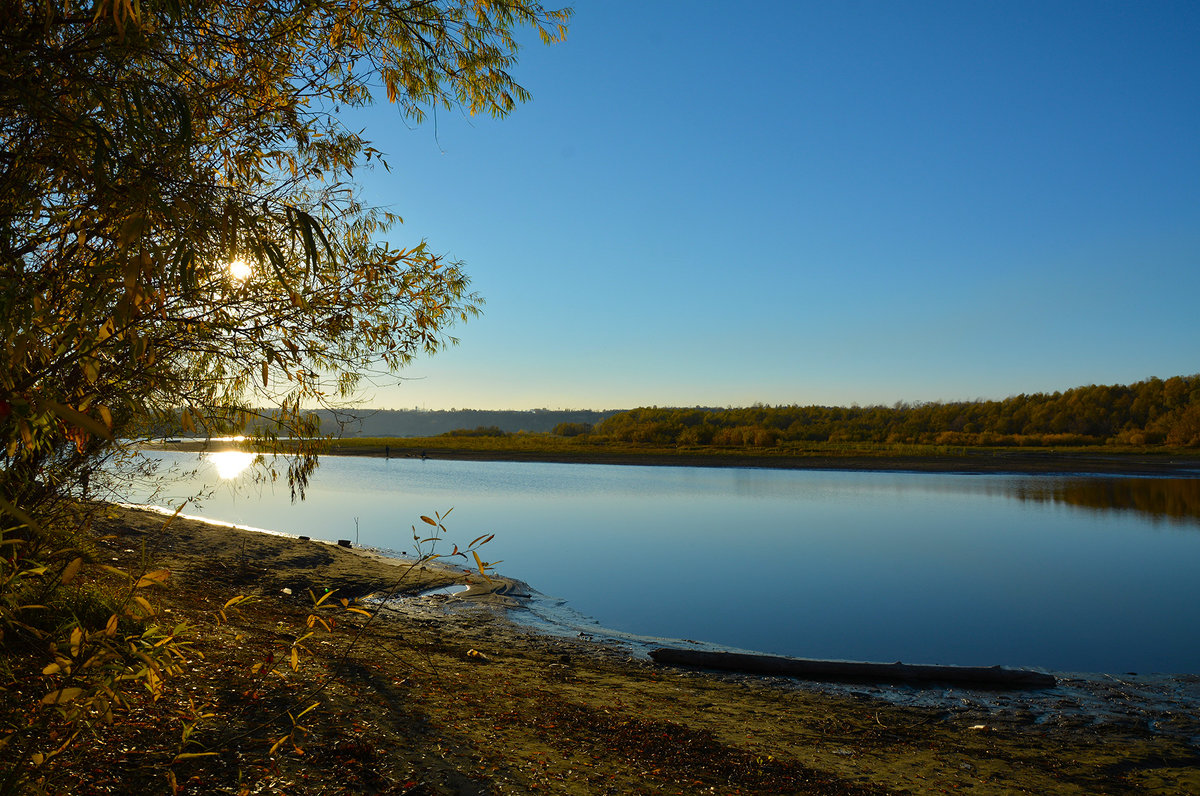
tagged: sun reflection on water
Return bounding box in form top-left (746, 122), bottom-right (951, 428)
top-left (206, 451), bottom-right (257, 480)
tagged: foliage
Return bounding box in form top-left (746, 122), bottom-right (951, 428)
top-left (439, 424), bottom-right (509, 437)
top-left (1, 0), bottom-right (568, 502)
top-left (591, 375), bottom-right (1200, 449)
top-left (0, 0), bottom-right (568, 790)
top-left (0, 506), bottom-right (194, 794)
top-left (551, 421), bottom-right (592, 437)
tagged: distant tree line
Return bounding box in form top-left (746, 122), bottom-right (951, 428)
top-left (589, 376), bottom-right (1200, 448)
top-left (440, 425), bottom-right (509, 437)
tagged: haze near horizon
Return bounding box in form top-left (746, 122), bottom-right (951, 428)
top-left (346, 2), bottom-right (1199, 412)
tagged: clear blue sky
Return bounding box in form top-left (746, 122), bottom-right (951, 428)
top-left (345, 1), bottom-right (1199, 411)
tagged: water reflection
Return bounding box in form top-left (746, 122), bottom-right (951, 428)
top-left (1013, 478), bottom-right (1200, 527)
top-left (206, 451), bottom-right (257, 480)
top-left (119, 454), bottom-right (1200, 671)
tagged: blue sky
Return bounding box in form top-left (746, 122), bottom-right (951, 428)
top-left (345, 1), bottom-right (1199, 411)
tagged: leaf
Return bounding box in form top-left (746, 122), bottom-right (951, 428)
top-left (172, 752), bottom-right (218, 762)
top-left (105, 614), bottom-right (119, 637)
top-left (60, 557), bottom-right (83, 585)
top-left (117, 213), bottom-right (147, 247)
top-left (42, 688), bottom-right (85, 705)
top-left (135, 569), bottom-right (170, 588)
top-left (420, 515), bottom-right (437, 526)
top-left (42, 400), bottom-right (114, 442)
top-left (468, 533), bottom-right (495, 548)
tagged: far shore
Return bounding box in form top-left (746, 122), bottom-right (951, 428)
top-left (155, 438), bottom-right (1200, 477)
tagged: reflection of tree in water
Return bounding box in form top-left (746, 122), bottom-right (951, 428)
top-left (1015, 478), bottom-right (1200, 526)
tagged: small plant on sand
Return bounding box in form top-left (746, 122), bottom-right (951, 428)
top-left (149, 507), bottom-right (500, 789)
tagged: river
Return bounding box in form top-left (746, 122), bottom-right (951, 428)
top-left (114, 450), bottom-right (1200, 674)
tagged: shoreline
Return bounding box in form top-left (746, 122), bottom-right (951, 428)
top-left (156, 440), bottom-right (1200, 477)
top-left (79, 503), bottom-right (1200, 793)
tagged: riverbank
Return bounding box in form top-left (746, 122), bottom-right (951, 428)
top-left (52, 504), bottom-right (1200, 794)
top-left (157, 438), bottom-right (1200, 477)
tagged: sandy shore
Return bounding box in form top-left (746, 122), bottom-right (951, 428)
top-left (63, 503), bottom-right (1200, 794)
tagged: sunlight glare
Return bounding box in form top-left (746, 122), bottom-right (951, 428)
top-left (207, 450), bottom-right (256, 480)
top-left (228, 258), bottom-right (252, 281)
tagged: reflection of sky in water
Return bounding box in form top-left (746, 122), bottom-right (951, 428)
top-left (118, 452), bottom-right (1200, 673)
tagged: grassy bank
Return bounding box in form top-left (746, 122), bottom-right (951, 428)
top-left (315, 436), bottom-right (1200, 476)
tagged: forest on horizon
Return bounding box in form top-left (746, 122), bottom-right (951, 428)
top-left (586, 375), bottom-right (1200, 449)
top-left (282, 375), bottom-right (1200, 449)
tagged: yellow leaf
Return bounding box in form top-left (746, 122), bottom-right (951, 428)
top-left (42, 400), bottom-right (114, 442)
top-left (420, 515), bottom-right (437, 525)
top-left (135, 569), bottom-right (170, 588)
top-left (105, 614), bottom-right (119, 637)
top-left (132, 595), bottom-right (154, 615)
top-left (42, 663), bottom-right (61, 675)
top-left (172, 752), bottom-right (218, 762)
top-left (60, 557), bottom-right (83, 585)
top-left (42, 687), bottom-right (85, 705)
top-left (472, 550), bottom-right (492, 580)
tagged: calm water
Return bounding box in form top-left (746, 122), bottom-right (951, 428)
top-left (117, 451), bottom-right (1200, 674)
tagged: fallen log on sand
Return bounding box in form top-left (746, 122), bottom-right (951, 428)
top-left (650, 648), bottom-right (1057, 689)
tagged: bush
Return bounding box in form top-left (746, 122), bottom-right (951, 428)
top-left (551, 422), bottom-right (592, 437)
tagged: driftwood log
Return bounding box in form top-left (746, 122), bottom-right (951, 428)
top-left (649, 648), bottom-right (1057, 689)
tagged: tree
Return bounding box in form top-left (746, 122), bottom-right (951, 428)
top-left (1, 0), bottom-right (571, 510)
top-left (0, 3), bottom-right (568, 786)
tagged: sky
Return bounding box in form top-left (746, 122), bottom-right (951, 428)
top-left (342, 1), bottom-right (1199, 411)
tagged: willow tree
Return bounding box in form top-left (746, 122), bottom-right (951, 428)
top-left (0, 0), bottom-right (571, 513)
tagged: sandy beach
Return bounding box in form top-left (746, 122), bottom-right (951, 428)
top-left (50, 502), bottom-right (1199, 794)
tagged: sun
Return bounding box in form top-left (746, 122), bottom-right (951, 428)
top-left (228, 258), bottom-right (252, 281)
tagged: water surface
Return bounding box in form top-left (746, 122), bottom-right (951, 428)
top-left (116, 451), bottom-right (1200, 673)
